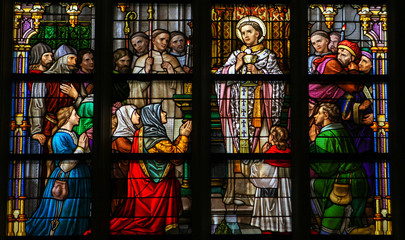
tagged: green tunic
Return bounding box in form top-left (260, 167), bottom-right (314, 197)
top-left (73, 95), bottom-right (93, 136)
top-left (310, 123), bottom-right (368, 232)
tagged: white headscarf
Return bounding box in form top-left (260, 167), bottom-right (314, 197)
top-left (44, 54), bottom-right (74, 74)
top-left (112, 105), bottom-right (137, 142)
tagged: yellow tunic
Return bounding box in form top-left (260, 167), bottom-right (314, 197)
top-left (147, 135), bottom-right (189, 154)
top-left (139, 135), bottom-right (189, 179)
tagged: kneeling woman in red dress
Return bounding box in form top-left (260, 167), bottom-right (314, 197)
top-left (109, 103), bottom-right (192, 234)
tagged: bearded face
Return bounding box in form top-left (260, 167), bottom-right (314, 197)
top-left (337, 48), bottom-right (353, 68)
top-left (67, 55), bottom-right (78, 71)
top-left (169, 35), bottom-right (185, 54)
top-left (115, 55), bottom-right (131, 73)
top-left (40, 52), bottom-right (54, 70)
top-left (328, 34), bottom-right (340, 53)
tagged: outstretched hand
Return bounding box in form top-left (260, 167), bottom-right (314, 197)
top-left (179, 120), bottom-right (192, 137)
top-left (60, 83), bottom-right (79, 100)
top-left (32, 133), bottom-right (46, 146)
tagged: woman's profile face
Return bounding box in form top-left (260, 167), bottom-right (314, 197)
top-left (69, 109), bottom-right (80, 126)
top-left (241, 25), bottom-right (259, 47)
top-left (131, 110), bottom-right (140, 125)
top-left (160, 110), bottom-right (167, 124)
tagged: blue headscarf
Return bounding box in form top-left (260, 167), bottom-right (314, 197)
top-left (141, 103), bottom-right (169, 150)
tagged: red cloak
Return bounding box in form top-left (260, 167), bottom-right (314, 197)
top-left (109, 129), bottom-right (181, 235)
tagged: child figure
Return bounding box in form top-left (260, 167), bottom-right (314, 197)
top-left (250, 126), bottom-right (292, 233)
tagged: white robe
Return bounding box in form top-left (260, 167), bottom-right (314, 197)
top-left (250, 162), bottom-right (292, 232)
top-left (215, 44), bottom-right (286, 206)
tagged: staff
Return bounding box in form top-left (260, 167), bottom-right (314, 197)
top-left (124, 11), bottom-right (137, 49)
top-left (147, 4), bottom-right (154, 57)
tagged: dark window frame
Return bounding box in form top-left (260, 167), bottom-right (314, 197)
top-left (0, 0), bottom-right (403, 240)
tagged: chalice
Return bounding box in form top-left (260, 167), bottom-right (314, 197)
top-left (242, 54), bottom-right (258, 86)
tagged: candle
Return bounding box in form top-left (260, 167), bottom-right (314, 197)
top-left (340, 24), bottom-right (346, 41)
top-left (185, 39), bottom-right (191, 67)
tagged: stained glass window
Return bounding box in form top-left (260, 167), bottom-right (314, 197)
top-left (8, 2), bottom-right (95, 236)
top-left (0, 0), bottom-right (400, 239)
top-left (210, 4), bottom-right (292, 234)
top-left (308, 4), bottom-right (390, 235)
top-left (110, 3), bottom-right (192, 235)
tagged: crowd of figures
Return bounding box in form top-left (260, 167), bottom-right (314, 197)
top-left (24, 28), bottom-right (193, 236)
top-left (213, 16), bottom-right (376, 235)
top-left (26, 43), bottom-right (94, 235)
top-left (308, 30), bottom-right (375, 234)
top-left (112, 29), bottom-right (192, 141)
top-left (22, 19), bottom-right (375, 235)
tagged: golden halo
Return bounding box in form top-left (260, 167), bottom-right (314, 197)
top-left (236, 16), bottom-right (267, 44)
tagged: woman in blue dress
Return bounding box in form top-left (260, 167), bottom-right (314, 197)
top-left (26, 106), bottom-right (91, 236)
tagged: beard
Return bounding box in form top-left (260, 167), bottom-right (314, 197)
top-left (68, 64), bottom-right (77, 71)
top-left (117, 65), bottom-right (131, 74)
top-left (339, 60), bottom-right (350, 68)
top-left (40, 60), bottom-right (53, 70)
top-left (174, 46), bottom-right (184, 54)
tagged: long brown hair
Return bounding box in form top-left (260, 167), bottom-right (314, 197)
top-left (113, 48), bottom-right (132, 69)
top-left (48, 106), bottom-right (75, 153)
top-left (269, 126), bottom-right (289, 151)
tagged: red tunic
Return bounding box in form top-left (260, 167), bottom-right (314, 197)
top-left (28, 69), bottom-right (43, 92)
top-left (264, 145), bottom-right (291, 167)
top-left (42, 82), bottom-right (80, 138)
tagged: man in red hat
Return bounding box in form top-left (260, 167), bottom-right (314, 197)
top-left (309, 40), bottom-right (363, 123)
top-left (312, 39), bottom-right (360, 75)
top-left (337, 40), bottom-right (361, 72)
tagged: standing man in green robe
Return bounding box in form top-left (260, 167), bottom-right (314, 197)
top-left (309, 103), bottom-right (369, 234)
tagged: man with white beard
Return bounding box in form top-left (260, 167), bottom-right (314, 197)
top-left (29, 44), bottom-right (81, 177)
